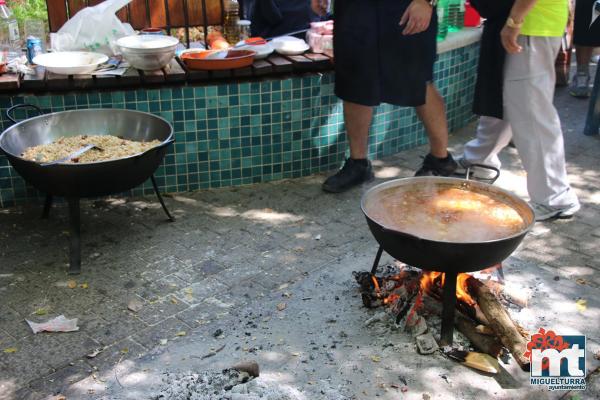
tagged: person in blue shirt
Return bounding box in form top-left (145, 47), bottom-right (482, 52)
top-left (251, 0), bottom-right (320, 38)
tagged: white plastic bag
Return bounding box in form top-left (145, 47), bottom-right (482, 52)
top-left (50, 0), bottom-right (135, 56)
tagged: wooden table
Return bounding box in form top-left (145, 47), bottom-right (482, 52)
top-left (0, 53), bottom-right (333, 93)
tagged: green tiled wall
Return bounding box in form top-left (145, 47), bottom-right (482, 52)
top-left (0, 43), bottom-right (479, 207)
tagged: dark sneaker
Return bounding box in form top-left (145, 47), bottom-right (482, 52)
top-left (414, 153), bottom-right (458, 177)
top-left (322, 158), bottom-right (374, 193)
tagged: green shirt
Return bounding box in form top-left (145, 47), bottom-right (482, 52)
top-left (521, 0), bottom-right (569, 37)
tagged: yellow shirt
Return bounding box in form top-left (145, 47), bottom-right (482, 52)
top-left (521, 0), bottom-right (569, 37)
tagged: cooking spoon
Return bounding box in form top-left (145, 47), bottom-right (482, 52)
top-left (41, 144), bottom-right (103, 166)
top-left (205, 28), bottom-right (310, 60)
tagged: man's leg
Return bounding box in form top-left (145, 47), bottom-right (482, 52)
top-left (462, 116), bottom-right (513, 170)
top-left (504, 36), bottom-right (579, 213)
top-left (322, 101), bottom-right (375, 193)
top-left (416, 83), bottom-right (449, 158)
top-left (344, 101), bottom-right (373, 159)
top-left (413, 84), bottom-right (458, 176)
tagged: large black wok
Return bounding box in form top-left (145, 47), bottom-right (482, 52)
top-left (0, 105), bottom-right (174, 197)
top-left (361, 176), bottom-right (535, 344)
top-left (0, 105), bottom-right (175, 274)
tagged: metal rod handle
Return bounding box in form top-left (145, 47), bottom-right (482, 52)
top-left (6, 104), bottom-right (43, 124)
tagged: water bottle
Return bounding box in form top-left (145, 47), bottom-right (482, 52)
top-left (223, 0), bottom-right (240, 44)
top-left (0, 0), bottom-right (21, 62)
top-left (448, 0), bottom-right (465, 32)
top-left (436, 0), bottom-right (449, 42)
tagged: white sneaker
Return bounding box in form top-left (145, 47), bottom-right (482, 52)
top-left (530, 202), bottom-right (581, 222)
top-left (455, 157), bottom-right (498, 180)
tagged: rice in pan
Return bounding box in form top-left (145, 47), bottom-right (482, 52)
top-left (21, 135), bottom-right (162, 163)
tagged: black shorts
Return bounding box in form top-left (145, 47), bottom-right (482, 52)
top-left (333, 0), bottom-right (438, 107)
top-left (574, 0), bottom-right (600, 47)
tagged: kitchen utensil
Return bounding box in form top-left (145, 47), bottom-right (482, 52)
top-left (40, 144), bottom-right (103, 166)
top-left (115, 34), bottom-right (179, 70)
top-left (32, 52), bottom-right (108, 74)
top-left (362, 177), bottom-right (534, 273)
top-left (181, 49), bottom-right (255, 70)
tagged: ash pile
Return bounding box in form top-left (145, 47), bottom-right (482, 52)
top-left (152, 361), bottom-right (349, 400)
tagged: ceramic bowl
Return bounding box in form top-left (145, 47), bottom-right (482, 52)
top-left (116, 35), bottom-right (179, 70)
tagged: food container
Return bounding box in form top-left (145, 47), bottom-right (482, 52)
top-left (32, 51), bottom-right (108, 74)
top-left (181, 49), bottom-right (255, 70)
top-left (115, 34), bottom-right (179, 71)
top-left (271, 36), bottom-right (309, 56)
top-left (237, 20), bottom-right (251, 41)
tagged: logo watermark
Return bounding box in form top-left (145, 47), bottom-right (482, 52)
top-left (525, 328), bottom-right (586, 391)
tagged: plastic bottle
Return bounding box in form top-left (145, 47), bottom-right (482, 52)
top-left (223, 0), bottom-right (240, 45)
top-left (436, 0), bottom-right (449, 42)
top-left (0, 0), bottom-right (21, 62)
top-left (448, 0), bottom-right (465, 32)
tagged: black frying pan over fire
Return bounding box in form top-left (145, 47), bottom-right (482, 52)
top-left (361, 177), bottom-right (535, 273)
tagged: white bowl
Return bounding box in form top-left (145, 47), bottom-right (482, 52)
top-left (116, 35), bottom-right (180, 71)
top-left (272, 39), bottom-right (309, 56)
top-left (32, 52), bottom-right (108, 75)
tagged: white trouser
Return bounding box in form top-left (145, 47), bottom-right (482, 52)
top-left (464, 36), bottom-right (579, 208)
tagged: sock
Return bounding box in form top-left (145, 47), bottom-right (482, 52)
top-left (577, 64), bottom-right (590, 76)
top-left (351, 158), bottom-right (368, 166)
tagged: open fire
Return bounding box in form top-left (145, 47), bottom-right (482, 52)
top-left (354, 262), bottom-right (532, 372)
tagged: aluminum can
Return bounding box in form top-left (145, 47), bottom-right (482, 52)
top-left (26, 37), bottom-right (43, 64)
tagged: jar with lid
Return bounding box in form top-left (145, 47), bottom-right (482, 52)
top-left (237, 20), bottom-right (251, 41)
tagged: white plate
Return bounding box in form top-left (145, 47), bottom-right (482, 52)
top-left (32, 52), bottom-right (109, 75)
top-left (235, 41), bottom-right (274, 60)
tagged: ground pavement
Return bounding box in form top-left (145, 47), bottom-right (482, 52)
top-left (0, 86), bottom-right (599, 400)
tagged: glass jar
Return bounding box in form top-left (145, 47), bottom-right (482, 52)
top-left (237, 20), bottom-right (251, 41)
top-left (223, 0), bottom-right (240, 44)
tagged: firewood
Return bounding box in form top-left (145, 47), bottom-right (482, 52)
top-left (455, 314), bottom-right (505, 358)
top-left (475, 324), bottom-right (495, 336)
top-left (483, 279), bottom-right (530, 308)
top-left (467, 277), bottom-right (530, 371)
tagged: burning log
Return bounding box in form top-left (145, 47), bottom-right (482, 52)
top-left (455, 314), bottom-right (505, 358)
top-left (467, 277), bottom-right (530, 371)
top-left (482, 279), bottom-right (530, 308)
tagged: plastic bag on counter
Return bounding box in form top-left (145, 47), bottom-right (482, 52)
top-left (50, 0), bottom-right (135, 56)
top-left (306, 21), bottom-right (333, 56)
